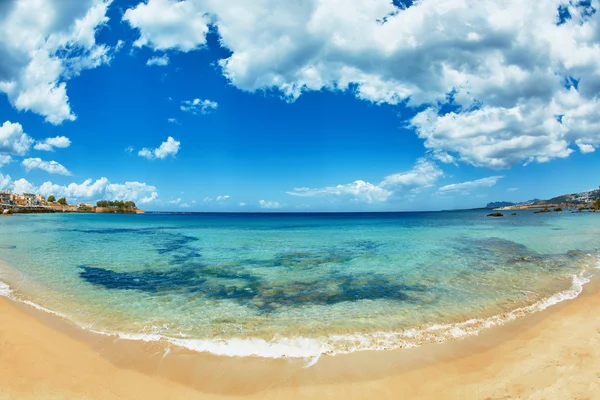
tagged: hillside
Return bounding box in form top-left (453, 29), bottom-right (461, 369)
top-left (488, 188), bottom-right (600, 210)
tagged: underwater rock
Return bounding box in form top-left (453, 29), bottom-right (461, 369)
top-left (487, 212), bottom-right (503, 217)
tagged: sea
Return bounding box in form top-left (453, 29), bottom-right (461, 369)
top-left (0, 210), bottom-right (598, 360)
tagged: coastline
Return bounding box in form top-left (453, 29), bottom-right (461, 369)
top-left (2, 275), bottom-right (600, 398)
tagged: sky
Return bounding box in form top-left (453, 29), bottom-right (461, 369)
top-left (1, 0), bottom-right (600, 212)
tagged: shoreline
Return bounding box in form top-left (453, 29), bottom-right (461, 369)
top-left (0, 256), bottom-right (596, 360)
top-left (1, 274), bottom-right (600, 398)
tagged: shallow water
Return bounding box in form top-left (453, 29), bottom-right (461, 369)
top-left (0, 210), bottom-right (598, 358)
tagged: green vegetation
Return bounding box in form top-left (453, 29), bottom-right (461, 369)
top-left (47, 195), bottom-right (56, 203)
top-left (96, 200), bottom-right (137, 209)
top-left (595, 198), bottom-right (600, 211)
top-left (57, 197), bottom-right (67, 205)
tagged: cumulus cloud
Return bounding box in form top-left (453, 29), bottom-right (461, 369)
top-left (0, 155), bottom-right (12, 167)
top-left (258, 200), bottom-right (280, 209)
top-left (33, 136), bottom-right (71, 151)
top-left (576, 142), bottom-right (596, 154)
top-left (180, 98), bottom-right (218, 115)
top-left (203, 195), bottom-right (230, 203)
top-left (0, 121), bottom-right (34, 156)
top-left (438, 176), bottom-right (504, 195)
top-left (22, 158), bottom-right (71, 176)
top-left (121, 0), bottom-right (600, 168)
top-left (12, 178), bottom-right (36, 194)
top-left (33, 177), bottom-right (158, 203)
top-left (258, 200), bottom-right (281, 209)
top-left (289, 181), bottom-right (391, 204)
top-left (146, 54), bottom-right (169, 66)
top-left (411, 106), bottom-right (573, 169)
top-left (124, 0), bottom-right (210, 52)
top-left (0, 173), bottom-right (12, 189)
top-left (139, 192), bottom-right (158, 204)
top-left (287, 158), bottom-right (442, 203)
top-left (0, 0), bottom-right (115, 124)
top-left (138, 136), bottom-right (180, 160)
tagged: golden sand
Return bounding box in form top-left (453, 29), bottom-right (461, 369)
top-left (1, 278), bottom-right (600, 399)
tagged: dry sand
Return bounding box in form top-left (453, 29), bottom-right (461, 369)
top-left (1, 278), bottom-right (600, 399)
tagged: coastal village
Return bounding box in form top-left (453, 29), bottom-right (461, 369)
top-left (491, 187), bottom-right (600, 212)
top-left (0, 190), bottom-right (144, 214)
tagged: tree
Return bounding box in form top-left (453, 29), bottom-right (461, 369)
top-left (96, 199), bottom-right (136, 209)
top-left (57, 197), bottom-right (67, 205)
top-left (595, 198), bottom-right (600, 211)
top-left (47, 195), bottom-right (56, 203)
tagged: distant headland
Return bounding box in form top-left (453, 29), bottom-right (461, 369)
top-left (485, 187), bottom-right (600, 212)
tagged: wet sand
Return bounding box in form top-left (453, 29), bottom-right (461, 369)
top-left (1, 277), bottom-right (600, 399)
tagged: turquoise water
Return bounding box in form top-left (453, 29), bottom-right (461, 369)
top-left (0, 211), bottom-right (598, 358)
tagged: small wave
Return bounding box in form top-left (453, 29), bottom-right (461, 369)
top-left (0, 280), bottom-right (12, 296)
top-left (1, 258), bottom-right (599, 363)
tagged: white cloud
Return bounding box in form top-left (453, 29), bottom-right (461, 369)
top-left (33, 136), bottom-right (71, 151)
top-left (411, 106), bottom-right (573, 169)
top-left (121, 0), bottom-right (600, 168)
top-left (438, 176), bottom-right (504, 195)
top-left (0, 173), bottom-right (11, 189)
top-left (0, 155), bottom-right (13, 167)
top-left (167, 118), bottom-right (178, 124)
top-left (0, 0), bottom-right (115, 124)
top-left (169, 198), bottom-right (181, 204)
top-left (576, 142), bottom-right (596, 154)
top-left (287, 158), bottom-right (442, 203)
top-left (288, 181), bottom-right (391, 204)
top-left (379, 158), bottom-right (443, 193)
top-left (35, 177), bottom-right (157, 203)
top-left (180, 98), bottom-right (218, 115)
top-left (146, 54), bottom-right (169, 66)
top-left (179, 203), bottom-right (191, 208)
top-left (12, 178), bottom-right (36, 194)
top-left (138, 136), bottom-right (180, 160)
top-left (203, 195), bottom-right (230, 203)
top-left (238, 202), bottom-right (246, 207)
top-left (22, 158), bottom-right (71, 176)
top-left (0, 121), bottom-right (34, 156)
top-left (123, 0), bottom-right (210, 52)
top-left (507, 187), bottom-right (519, 192)
top-left (139, 191), bottom-right (158, 204)
top-left (259, 200), bottom-right (280, 209)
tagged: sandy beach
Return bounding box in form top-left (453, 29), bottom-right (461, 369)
top-left (0, 276), bottom-right (599, 399)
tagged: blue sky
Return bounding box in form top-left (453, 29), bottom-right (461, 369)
top-left (1, 0), bottom-right (600, 211)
